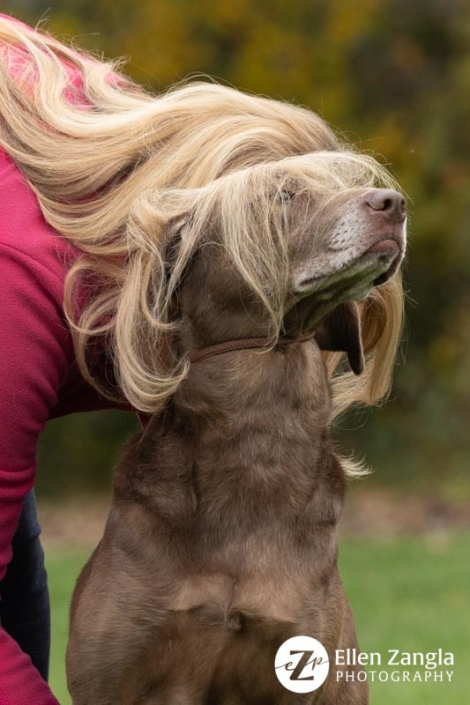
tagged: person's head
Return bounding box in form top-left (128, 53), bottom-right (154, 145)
top-left (0, 17), bottom-right (405, 423)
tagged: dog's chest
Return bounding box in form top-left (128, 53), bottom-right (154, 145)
top-left (164, 524), bottom-right (337, 626)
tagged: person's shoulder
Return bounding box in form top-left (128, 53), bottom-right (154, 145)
top-left (0, 148), bottom-right (78, 280)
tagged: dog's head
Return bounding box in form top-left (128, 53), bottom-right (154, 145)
top-left (119, 152), bottom-right (406, 416)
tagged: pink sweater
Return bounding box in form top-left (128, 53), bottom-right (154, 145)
top-left (0, 148), bottom-right (127, 705)
top-left (0, 18), bottom-right (136, 698)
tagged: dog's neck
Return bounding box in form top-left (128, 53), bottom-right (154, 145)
top-left (176, 339), bottom-right (330, 428)
top-left (169, 340), bottom-right (345, 525)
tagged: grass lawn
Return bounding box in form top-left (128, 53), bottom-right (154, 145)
top-left (47, 532), bottom-right (470, 704)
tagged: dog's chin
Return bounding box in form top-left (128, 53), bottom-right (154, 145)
top-left (284, 243), bottom-right (403, 337)
top-left (295, 239), bottom-right (403, 301)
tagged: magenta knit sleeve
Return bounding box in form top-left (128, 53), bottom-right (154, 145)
top-left (0, 243), bottom-right (70, 705)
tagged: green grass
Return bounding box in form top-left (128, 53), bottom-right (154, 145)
top-left (47, 533), bottom-right (470, 704)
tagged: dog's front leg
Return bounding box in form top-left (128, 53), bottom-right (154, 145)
top-left (66, 525), bottom-right (172, 705)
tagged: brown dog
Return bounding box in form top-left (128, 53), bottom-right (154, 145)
top-left (66, 156), bottom-right (406, 704)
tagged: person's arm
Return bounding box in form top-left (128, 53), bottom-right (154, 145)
top-left (0, 243), bottom-right (72, 705)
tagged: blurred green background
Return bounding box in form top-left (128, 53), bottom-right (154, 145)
top-left (2, 1), bottom-right (469, 703)
top-left (4, 0), bottom-right (469, 499)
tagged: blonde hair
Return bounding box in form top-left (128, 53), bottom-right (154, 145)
top-left (0, 17), bottom-right (403, 421)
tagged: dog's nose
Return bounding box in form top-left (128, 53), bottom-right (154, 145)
top-left (364, 189), bottom-right (406, 223)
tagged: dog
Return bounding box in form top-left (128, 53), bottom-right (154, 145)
top-left (66, 154), bottom-right (406, 704)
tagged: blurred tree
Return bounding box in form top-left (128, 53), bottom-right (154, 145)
top-left (3, 0), bottom-right (470, 495)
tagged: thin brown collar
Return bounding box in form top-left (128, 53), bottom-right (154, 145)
top-left (189, 332), bottom-right (316, 364)
top-left (135, 332), bottom-right (317, 428)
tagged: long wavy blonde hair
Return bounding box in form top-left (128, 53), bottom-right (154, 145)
top-left (0, 17), bottom-right (403, 421)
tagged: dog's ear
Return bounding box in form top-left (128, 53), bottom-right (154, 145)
top-left (314, 301), bottom-right (365, 376)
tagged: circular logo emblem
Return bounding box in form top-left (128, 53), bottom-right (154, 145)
top-left (274, 636), bottom-right (330, 693)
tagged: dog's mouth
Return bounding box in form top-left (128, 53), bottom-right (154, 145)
top-left (365, 237), bottom-right (403, 286)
